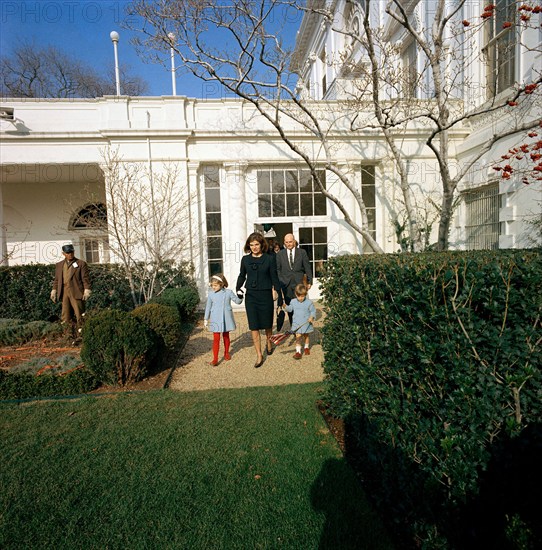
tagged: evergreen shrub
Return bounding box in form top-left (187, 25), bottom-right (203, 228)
top-left (151, 285), bottom-right (200, 320)
top-left (0, 368), bottom-right (97, 400)
top-left (131, 303), bottom-right (182, 350)
top-left (320, 249), bottom-right (542, 547)
top-left (80, 309), bottom-right (157, 386)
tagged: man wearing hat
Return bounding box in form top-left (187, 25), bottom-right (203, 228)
top-left (50, 244), bottom-right (91, 333)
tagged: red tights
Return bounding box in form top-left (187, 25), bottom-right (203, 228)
top-left (212, 332), bottom-right (231, 361)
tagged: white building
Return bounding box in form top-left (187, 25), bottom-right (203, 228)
top-left (1, 0), bottom-right (540, 301)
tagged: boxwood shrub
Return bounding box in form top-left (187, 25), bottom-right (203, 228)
top-left (319, 249), bottom-right (542, 547)
top-left (0, 319), bottom-right (62, 346)
top-left (0, 368), bottom-right (97, 400)
top-left (150, 285), bottom-right (200, 320)
top-left (80, 309), bottom-right (157, 386)
top-left (131, 303), bottom-right (182, 350)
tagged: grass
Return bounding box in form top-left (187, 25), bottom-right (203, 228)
top-left (0, 383), bottom-right (394, 550)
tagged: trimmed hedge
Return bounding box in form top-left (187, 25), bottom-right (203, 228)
top-left (150, 285), bottom-right (200, 320)
top-left (0, 368), bottom-right (97, 400)
top-left (80, 309), bottom-right (157, 386)
top-left (131, 303), bottom-right (182, 350)
top-left (320, 250), bottom-right (542, 547)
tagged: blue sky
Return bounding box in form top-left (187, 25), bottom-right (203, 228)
top-left (1, 0), bottom-right (304, 99)
top-left (0, 0), bottom-right (215, 98)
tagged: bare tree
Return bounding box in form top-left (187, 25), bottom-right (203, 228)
top-left (1, 43), bottom-right (148, 98)
top-left (127, 0), bottom-right (541, 251)
top-left (96, 147), bottom-right (196, 305)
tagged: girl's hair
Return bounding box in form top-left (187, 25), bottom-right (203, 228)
top-left (210, 273), bottom-right (228, 287)
top-left (295, 283), bottom-right (308, 296)
top-left (243, 232), bottom-right (268, 254)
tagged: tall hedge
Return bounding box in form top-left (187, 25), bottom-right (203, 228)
top-left (0, 264), bottom-right (134, 321)
top-left (320, 250), bottom-right (542, 547)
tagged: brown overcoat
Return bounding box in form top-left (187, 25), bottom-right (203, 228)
top-left (53, 257), bottom-right (91, 299)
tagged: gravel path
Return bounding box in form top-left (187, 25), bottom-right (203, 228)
top-left (169, 303), bottom-right (325, 392)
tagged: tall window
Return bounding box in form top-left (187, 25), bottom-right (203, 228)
top-left (361, 165), bottom-right (376, 253)
top-left (203, 166), bottom-right (223, 276)
top-left (401, 40), bottom-right (417, 98)
top-left (257, 169), bottom-right (327, 218)
top-left (299, 226), bottom-right (328, 279)
top-left (483, 0), bottom-right (516, 97)
top-left (463, 183), bottom-right (500, 250)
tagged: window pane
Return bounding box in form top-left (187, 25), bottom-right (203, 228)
top-left (314, 244), bottom-right (328, 261)
top-left (299, 171), bottom-right (312, 192)
top-left (286, 193), bottom-right (299, 216)
top-left (259, 195), bottom-right (272, 217)
top-left (313, 227), bottom-right (327, 243)
top-left (206, 213), bottom-right (222, 235)
top-left (362, 185), bottom-right (375, 208)
top-left (272, 171), bottom-right (285, 193)
top-left (314, 171), bottom-right (326, 190)
top-left (205, 188), bottom-right (221, 212)
top-left (366, 209), bottom-right (376, 230)
top-left (299, 227), bottom-right (312, 245)
top-left (285, 170), bottom-right (298, 192)
top-left (258, 170), bottom-right (270, 193)
top-left (301, 244), bottom-right (313, 260)
top-left (314, 193), bottom-right (326, 215)
top-left (209, 261), bottom-right (223, 277)
top-left (273, 194), bottom-right (285, 217)
top-left (300, 194), bottom-right (313, 216)
top-left (204, 166), bottom-right (220, 188)
top-left (207, 236), bottom-right (222, 259)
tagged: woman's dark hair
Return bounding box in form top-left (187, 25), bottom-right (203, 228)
top-left (244, 232), bottom-right (268, 254)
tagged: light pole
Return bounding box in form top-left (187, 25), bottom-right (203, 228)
top-left (110, 31), bottom-right (121, 96)
top-left (168, 32), bottom-right (177, 96)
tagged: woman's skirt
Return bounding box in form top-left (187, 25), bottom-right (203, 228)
top-left (245, 289), bottom-right (274, 330)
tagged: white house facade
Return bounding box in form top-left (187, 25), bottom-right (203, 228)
top-left (1, 0), bottom-right (540, 302)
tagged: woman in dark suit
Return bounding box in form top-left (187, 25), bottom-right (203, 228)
top-left (236, 232), bottom-right (281, 368)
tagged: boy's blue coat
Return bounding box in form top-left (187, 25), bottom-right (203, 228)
top-left (285, 298), bottom-right (316, 334)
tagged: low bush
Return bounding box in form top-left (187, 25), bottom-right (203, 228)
top-left (0, 319), bottom-right (62, 346)
top-left (0, 368), bottom-right (97, 400)
top-left (80, 309), bottom-right (157, 386)
top-left (131, 303), bottom-right (182, 350)
top-left (150, 285), bottom-right (200, 320)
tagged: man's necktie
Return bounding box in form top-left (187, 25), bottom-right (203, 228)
top-left (289, 250), bottom-right (293, 269)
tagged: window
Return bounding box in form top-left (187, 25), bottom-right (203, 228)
top-left (361, 165), bottom-right (376, 253)
top-left (70, 203), bottom-right (109, 263)
top-left (203, 166), bottom-right (223, 277)
top-left (401, 40), bottom-right (417, 98)
top-left (83, 239), bottom-right (109, 264)
top-left (257, 169), bottom-right (326, 218)
top-left (483, 0), bottom-right (516, 97)
top-left (463, 183), bottom-right (500, 250)
top-left (299, 226), bottom-right (328, 279)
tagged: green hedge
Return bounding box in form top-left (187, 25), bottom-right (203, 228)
top-left (0, 264), bottom-right (134, 321)
top-left (150, 285), bottom-right (200, 320)
top-left (0, 368), bottom-right (97, 400)
top-left (320, 250), bottom-right (542, 547)
top-left (131, 303), bottom-right (182, 350)
top-left (80, 309), bottom-right (157, 386)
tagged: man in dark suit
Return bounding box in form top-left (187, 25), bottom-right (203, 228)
top-left (50, 244), bottom-right (91, 334)
top-left (276, 233), bottom-right (312, 327)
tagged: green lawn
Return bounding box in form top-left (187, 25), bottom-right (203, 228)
top-left (1, 383), bottom-right (394, 549)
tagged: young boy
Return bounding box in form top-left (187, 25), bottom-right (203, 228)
top-left (283, 283), bottom-right (316, 359)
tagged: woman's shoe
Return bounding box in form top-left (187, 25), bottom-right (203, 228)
top-left (266, 344), bottom-right (274, 356)
top-left (254, 357), bottom-right (264, 368)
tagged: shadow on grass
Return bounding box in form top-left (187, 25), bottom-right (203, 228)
top-left (311, 458), bottom-right (395, 549)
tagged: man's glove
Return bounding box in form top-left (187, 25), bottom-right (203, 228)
top-left (50, 289), bottom-right (57, 302)
top-left (83, 289), bottom-right (92, 300)
top-left (203, 319), bottom-right (209, 329)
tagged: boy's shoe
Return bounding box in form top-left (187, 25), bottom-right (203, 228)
top-left (293, 352), bottom-right (302, 360)
top-left (224, 353), bottom-right (231, 361)
top-left (304, 348), bottom-right (310, 355)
